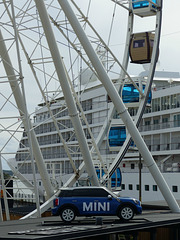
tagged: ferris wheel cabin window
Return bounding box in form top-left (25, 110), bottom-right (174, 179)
top-left (132, 0), bottom-right (157, 9)
top-left (108, 126), bottom-right (126, 147)
top-left (133, 39), bottom-right (145, 48)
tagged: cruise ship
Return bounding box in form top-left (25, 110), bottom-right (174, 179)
top-left (8, 70), bottom-right (180, 203)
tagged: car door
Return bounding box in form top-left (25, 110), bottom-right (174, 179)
top-left (93, 188), bottom-right (121, 215)
top-left (72, 189), bottom-right (94, 216)
top-left (73, 188), bottom-right (119, 216)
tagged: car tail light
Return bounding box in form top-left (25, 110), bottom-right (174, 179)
top-left (54, 198), bottom-right (59, 206)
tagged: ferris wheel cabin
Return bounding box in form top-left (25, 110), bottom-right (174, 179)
top-left (129, 32), bottom-right (155, 64)
top-left (108, 123), bottom-right (135, 151)
top-left (108, 79), bottom-right (152, 151)
top-left (96, 167), bottom-right (122, 189)
top-left (131, 0), bottom-right (158, 17)
top-left (121, 83), bottom-right (152, 106)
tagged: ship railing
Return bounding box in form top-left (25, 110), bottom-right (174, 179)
top-left (122, 163), bottom-right (180, 174)
top-left (146, 142), bottom-right (180, 152)
top-left (153, 83), bottom-right (180, 91)
top-left (139, 119), bottom-right (180, 132)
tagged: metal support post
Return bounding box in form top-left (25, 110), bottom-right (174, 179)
top-left (139, 154), bottom-right (142, 202)
top-left (0, 154), bottom-right (10, 220)
top-left (34, 0), bottom-right (99, 186)
top-left (0, 196), bottom-right (3, 222)
top-left (58, 0), bottom-right (180, 213)
top-left (10, 0), bottom-right (41, 217)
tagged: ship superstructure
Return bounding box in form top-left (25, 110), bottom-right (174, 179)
top-left (120, 71), bottom-right (180, 202)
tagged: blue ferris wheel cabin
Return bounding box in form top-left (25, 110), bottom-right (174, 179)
top-left (96, 167), bottom-right (122, 188)
top-left (108, 126), bottom-right (135, 148)
top-left (108, 83), bottom-right (151, 149)
top-left (122, 84), bottom-right (152, 104)
top-left (132, 0), bottom-right (157, 9)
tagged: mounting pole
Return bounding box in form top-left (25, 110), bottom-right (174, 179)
top-left (58, 0), bottom-right (180, 212)
top-left (0, 154), bottom-right (10, 220)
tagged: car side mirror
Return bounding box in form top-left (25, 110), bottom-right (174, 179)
top-left (108, 195), bottom-right (112, 200)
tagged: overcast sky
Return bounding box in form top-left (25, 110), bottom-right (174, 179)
top-left (73, 0), bottom-right (180, 75)
top-left (1, 0), bottom-right (180, 169)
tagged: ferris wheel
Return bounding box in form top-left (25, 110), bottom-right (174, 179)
top-left (0, 0), bottom-right (180, 220)
top-left (103, 0), bottom-right (162, 182)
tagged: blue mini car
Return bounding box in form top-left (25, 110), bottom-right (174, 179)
top-left (51, 187), bottom-right (142, 222)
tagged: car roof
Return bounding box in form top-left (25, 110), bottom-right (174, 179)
top-left (59, 186), bottom-right (107, 191)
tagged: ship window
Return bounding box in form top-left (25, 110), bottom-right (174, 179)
top-left (153, 185), bottom-right (157, 191)
top-left (153, 119), bottom-right (159, 130)
top-left (144, 120), bottom-right (151, 131)
top-left (129, 184), bottom-right (133, 190)
top-left (128, 108), bottom-right (138, 116)
top-left (121, 184), bottom-right (125, 190)
top-left (171, 94), bottom-right (177, 109)
top-left (131, 163), bottom-right (135, 169)
top-left (136, 184), bottom-right (139, 191)
top-left (153, 119), bottom-right (159, 124)
top-left (145, 120), bottom-right (150, 125)
top-left (172, 186), bottom-right (178, 192)
top-left (162, 96), bottom-right (170, 110)
top-left (162, 117), bottom-right (169, 128)
top-left (145, 185), bottom-right (149, 191)
top-left (123, 163), bottom-right (126, 168)
top-left (153, 98), bottom-right (160, 112)
top-left (174, 114), bottom-right (180, 127)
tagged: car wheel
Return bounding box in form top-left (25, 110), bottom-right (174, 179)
top-left (118, 205), bottom-right (134, 221)
top-left (60, 207), bottom-right (76, 222)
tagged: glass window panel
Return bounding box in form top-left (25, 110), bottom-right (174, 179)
top-left (108, 126), bottom-right (126, 147)
top-left (132, 0), bottom-right (156, 9)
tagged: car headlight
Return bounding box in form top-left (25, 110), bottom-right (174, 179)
top-left (133, 198), bottom-right (141, 205)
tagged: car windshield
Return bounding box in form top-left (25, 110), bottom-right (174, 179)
top-left (103, 187), bottom-right (119, 200)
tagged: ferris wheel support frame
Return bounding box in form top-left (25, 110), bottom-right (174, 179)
top-left (58, 0), bottom-right (180, 213)
top-left (34, 0), bottom-right (99, 187)
top-left (0, 29), bottom-right (54, 200)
